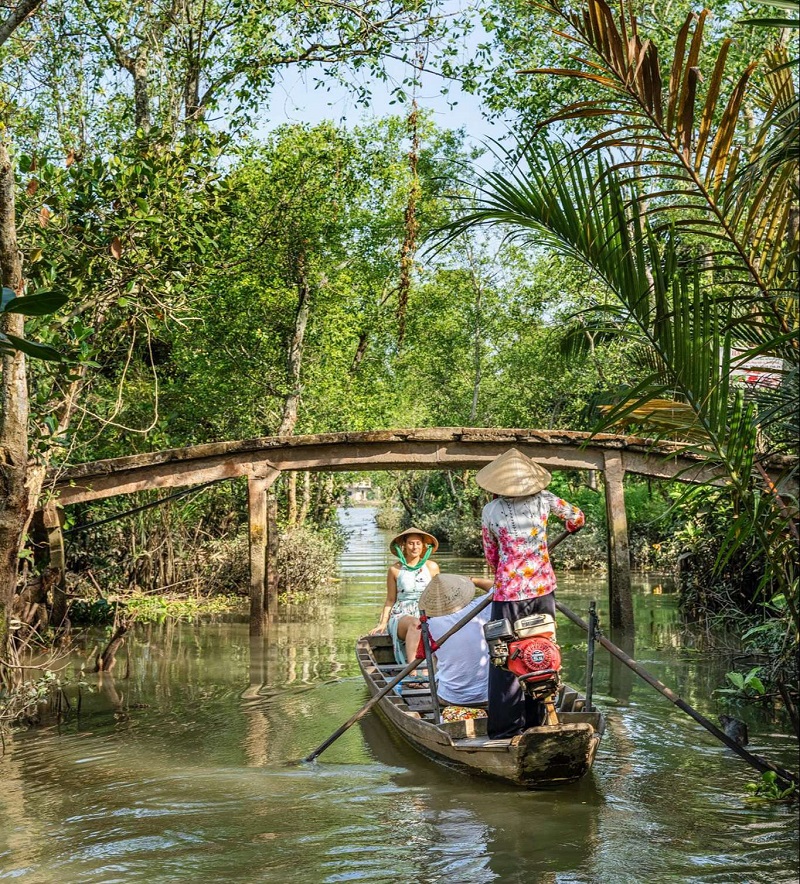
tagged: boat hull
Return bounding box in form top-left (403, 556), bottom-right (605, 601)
top-left (357, 635), bottom-right (603, 788)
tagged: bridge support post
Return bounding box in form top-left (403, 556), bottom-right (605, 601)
top-left (43, 501), bottom-right (68, 627)
top-left (603, 451), bottom-right (633, 632)
top-left (248, 470), bottom-right (280, 636)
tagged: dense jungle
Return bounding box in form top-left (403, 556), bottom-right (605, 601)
top-left (0, 0), bottom-right (797, 877)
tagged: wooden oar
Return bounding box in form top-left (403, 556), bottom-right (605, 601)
top-left (556, 599), bottom-right (800, 789)
top-left (302, 529), bottom-right (573, 764)
top-left (302, 592), bottom-right (493, 763)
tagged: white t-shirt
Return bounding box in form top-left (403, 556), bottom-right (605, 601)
top-left (427, 592), bottom-right (492, 706)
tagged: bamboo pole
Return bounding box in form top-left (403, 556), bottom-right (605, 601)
top-left (556, 600), bottom-right (799, 789)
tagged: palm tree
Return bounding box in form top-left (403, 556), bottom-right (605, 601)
top-left (444, 1), bottom-right (798, 629)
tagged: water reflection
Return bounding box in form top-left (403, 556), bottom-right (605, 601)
top-left (608, 628), bottom-right (636, 705)
top-left (358, 712), bottom-right (603, 883)
top-left (0, 505), bottom-right (796, 883)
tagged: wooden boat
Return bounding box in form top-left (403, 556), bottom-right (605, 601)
top-left (356, 633), bottom-right (605, 788)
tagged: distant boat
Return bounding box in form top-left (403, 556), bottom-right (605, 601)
top-left (356, 633), bottom-right (605, 788)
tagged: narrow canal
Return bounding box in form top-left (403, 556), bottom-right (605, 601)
top-left (1, 507), bottom-right (797, 882)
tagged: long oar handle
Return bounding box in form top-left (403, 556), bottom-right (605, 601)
top-left (555, 600), bottom-right (799, 789)
top-left (303, 592), bottom-right (495, 763)
top-left (303, 530), bottom-right (573, 764)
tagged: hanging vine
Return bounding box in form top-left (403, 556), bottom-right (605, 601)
top-left (397, 99), bottom-right (420, 347)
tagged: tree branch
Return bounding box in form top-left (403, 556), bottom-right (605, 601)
top-left (0, 0), bottom-right (42, 47)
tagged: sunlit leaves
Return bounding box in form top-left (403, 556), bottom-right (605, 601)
top-left (525, 0), bottom-right (799, 317)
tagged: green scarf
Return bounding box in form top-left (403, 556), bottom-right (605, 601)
top-left (394, 543), bottom-right (433, 571)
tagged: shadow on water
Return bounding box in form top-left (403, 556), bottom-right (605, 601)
top-left (0, 505), bottom-right (797, 883)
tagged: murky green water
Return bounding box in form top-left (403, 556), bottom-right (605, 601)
top-left (1, 507), bottom-right (797, 883)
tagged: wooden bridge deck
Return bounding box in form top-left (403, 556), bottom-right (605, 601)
top-left (48, 427), bottom-right (771, 505)
top-left (44, 427), bottom-right (795, 635)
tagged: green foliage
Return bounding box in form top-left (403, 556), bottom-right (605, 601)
top-left (0, 286), bottom-right (67, 361)
top-left (65, 482), bottom-right (249, 594)
top-left (0, 669), bottom-right (76, 727)
top-left (717, 667), bottom-right (767, 699)
top-left (123, 594), bottom-right (240, 622)
top-left (275, 525), bottom-right (345, 602)
top-left (676, 492), bottom-right (770, 615)
top-left (467, 0), bottom-right (781, 144)
top-left (3, 0), bottom-right (797, 721)
top-left (0, 288), bottom-right (67, 316)
top-left (11, 133), bottom-right (231, 465)
top-left (437, 0), bottom-right (799, 709)
top-left (3, 0), bottom-right (472, 145)
top-left (745, 770), bottom-right (797, 801)
top-left (68, 597), bottom-right (122, 626)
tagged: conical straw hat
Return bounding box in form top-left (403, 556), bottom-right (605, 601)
top-left (475, 448), bottom-right (551, 497)
top-left (388, 526), bottom-right (439, 555)
top-left (419, 573), bottom-right (476, 617)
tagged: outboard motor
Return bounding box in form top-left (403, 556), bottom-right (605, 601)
top-left (483, 613), bottom-right (561, 725)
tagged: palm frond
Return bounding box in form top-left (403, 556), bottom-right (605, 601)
top-left (525, 0), bottom-right (799, 338)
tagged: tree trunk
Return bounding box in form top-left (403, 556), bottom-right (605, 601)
top-left (95, 622), bottom-right (129, 672)
top-left (286, 471), bottom-right (297, 526)
top-left (298, 471), bottom-right (311, 526)
top-left (132, 53), bottom-right (151, 132)
top-left (0, 141), bottom-right (30, 662)
top-left (277, 250), bottom-right (311, 436)
top-left (43, 501), bottom-right (67, 628)
top-left (350, 331), bottom-right (369, 373)
top-left (183, 51), bottom-right (201, 136)
top-left (0, 0), bottom-right (44, 47)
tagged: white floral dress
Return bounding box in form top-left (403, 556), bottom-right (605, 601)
top-left (387, 564), bottom-right (433, 663)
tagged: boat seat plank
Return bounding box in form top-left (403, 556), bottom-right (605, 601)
top-left (559, 688), bottom-right (578, 712)
top-left (452, 736), bottom-right (511, 749)
top-left (404, 696), bottom-right (434, 713)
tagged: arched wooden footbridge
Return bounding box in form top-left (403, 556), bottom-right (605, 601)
top-left (45, 427), bottom-right (795, 634)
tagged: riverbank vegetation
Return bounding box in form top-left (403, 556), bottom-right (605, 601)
top-left (0, 0), bottom-right (796, 728)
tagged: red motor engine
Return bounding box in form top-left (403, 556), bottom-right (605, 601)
top-left (483, 617), bottom-right (562, 706)
top-left (506, 635), bottom-right (562, 680)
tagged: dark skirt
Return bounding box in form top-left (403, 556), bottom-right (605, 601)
top-left (487, 593), bottom-right (557, 740)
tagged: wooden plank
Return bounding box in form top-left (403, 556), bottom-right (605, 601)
top-left (265, 493), bottom-right (279, 618)
top-left (43, 501), bottom-right (68, 627)
top-left (559, 688), bottom-right (578, 712)
top-left (49, 428), bottom-right (795, 507)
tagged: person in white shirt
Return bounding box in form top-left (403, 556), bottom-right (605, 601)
top-left (419, 574), bottom-right (493, 707)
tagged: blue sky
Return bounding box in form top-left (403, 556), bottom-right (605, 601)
top-left (263, 66), bottom-right (496, 145)
top-left (257, 21), bottom-right (505, 149)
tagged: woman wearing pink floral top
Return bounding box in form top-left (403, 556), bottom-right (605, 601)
top-left (476, 448), bottom-right (584, 739)
top-left (481, 492), bottom-right (584, 602)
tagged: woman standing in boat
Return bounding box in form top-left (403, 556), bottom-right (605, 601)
top-left (476, 449), bottom-right (584, 739)
top-left (370, 527), bottom-right (440, 664)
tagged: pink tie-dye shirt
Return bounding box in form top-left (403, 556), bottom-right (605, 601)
top-left (481, 491), bottom-right (585, 602)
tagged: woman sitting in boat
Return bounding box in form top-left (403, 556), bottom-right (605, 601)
top-left (476, 449), bottom-right (584, 739)
top-left (370, 527), bottom-right (439, 664)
